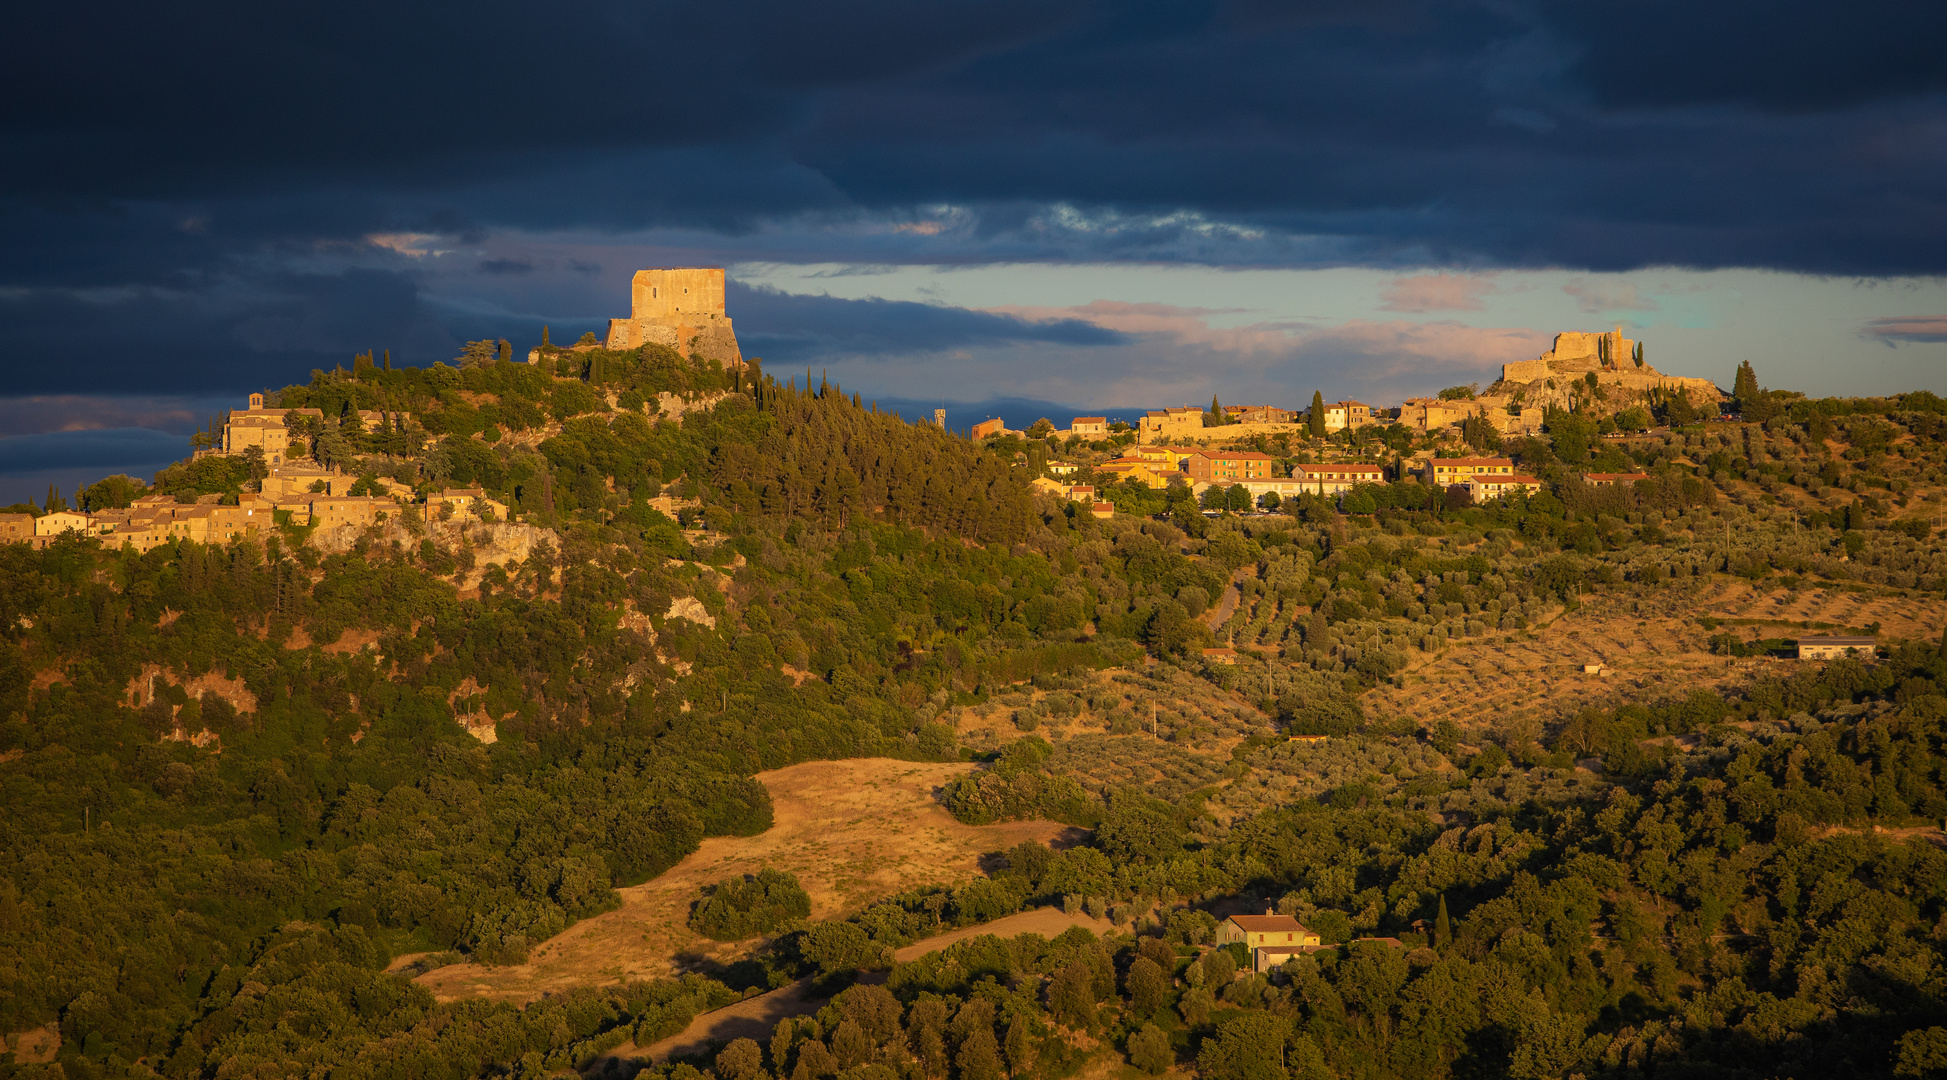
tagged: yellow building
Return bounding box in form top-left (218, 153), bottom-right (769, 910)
top-left (1216, 912), bottom-right (1321, 951)
top-left (1424, 457), bottom-right (1514, 485)
top-left (1096, 457), bottom-right (1173, 489)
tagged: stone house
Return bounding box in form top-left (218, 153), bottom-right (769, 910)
top-left (0, 513), bottom-right (36, 543)
top-left (310, 496), bottom-right (394, 529)
top-left (33, 510), bottom-right (93, 536)
top-left (1311, 400), bottom-right (1376, 432)
top-left (1583, 472), bottom-right (1650, 487)
top-left (1401, 398), bottom-right (1481, 432)
top-left (1225, 404), bottom-right (1296, 425)
top-left (971, 417), bottom-right (1006, 440)
top-left (433, 487), bottom-right (509, 522)
top-left (1139, 407), bottom-right (1207, 441)
top-left (1088, 502), bottom-right (1115, 520)
top-left (221, 393), bottom-right (326, 466)
top-left (1070, 417), bottom-right (1108, 436)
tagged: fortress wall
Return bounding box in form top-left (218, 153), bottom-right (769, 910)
top-left (606, 320), bottom-right (683, 351)
top-left (1501, 358), bottom-right (1551, 383)
top-left (631, 268), bottom-right (726, 322)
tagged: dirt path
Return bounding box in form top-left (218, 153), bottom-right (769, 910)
top-left (1811, 823), bottom-right (1947, 848)
top-left (416, 759), bottom-right (1075, 1005)
top-left (608, 907), bottom-right (1116, 1066)
top-left (1204, 566), bottom-right (1256, 634)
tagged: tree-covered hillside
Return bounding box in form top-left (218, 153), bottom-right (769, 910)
top-left (4, 347), bottom-right (1947, 1079)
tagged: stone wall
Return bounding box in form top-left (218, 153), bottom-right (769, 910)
top-left (1500, 357), bottom-right (1552, 383)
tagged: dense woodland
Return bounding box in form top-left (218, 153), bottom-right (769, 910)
top-left (3, 342), bottom-right (1947, 1079)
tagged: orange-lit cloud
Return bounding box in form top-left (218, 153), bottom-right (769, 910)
top-left (1378, 273), bottom-right (1496, 312)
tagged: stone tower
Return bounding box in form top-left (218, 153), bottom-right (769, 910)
top-left (604, 267), bottom-right (743, 364)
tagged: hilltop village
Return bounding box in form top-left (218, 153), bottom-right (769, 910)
top-left (972, 326), bottom-right (1727, 517)
top-left (7, 288), bottom-right (1726, 550)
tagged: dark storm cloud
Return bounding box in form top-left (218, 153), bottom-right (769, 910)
top-left (2, 0), bottom-right (1944, 411)
top-left (0, 428), bottom-right (185, 473)
top-left (1548, 0), bottom-right (1947, 112)
top-left (731, 283), bottom-right (1130, 365)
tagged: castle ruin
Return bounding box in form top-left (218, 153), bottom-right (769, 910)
top-left (1485, 326), bottom-right (1723, 422)
top-left (604, 268), bottom-right (744, 365)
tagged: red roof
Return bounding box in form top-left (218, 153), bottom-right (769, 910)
top-left (1227, 914), bottom-right (1310, 933)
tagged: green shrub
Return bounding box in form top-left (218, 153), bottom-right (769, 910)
top-left (688, 869), bottom-right (813, 940)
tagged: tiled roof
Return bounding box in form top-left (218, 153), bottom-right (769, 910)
top-left (1228, 914), bottom-right (1310, 932)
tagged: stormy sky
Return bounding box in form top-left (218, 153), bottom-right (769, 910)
top-left (3, 0), bottom-right (1944, 501)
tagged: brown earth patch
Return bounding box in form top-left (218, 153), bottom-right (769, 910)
top-left (29, 667), bottom-right (65, 693)
top-left (415, 758), bottom-right (1079, 1006)
top-left (320, 628), bottom-right (383, 655)
top-left (4, 1023), bottom-right (60, 1064)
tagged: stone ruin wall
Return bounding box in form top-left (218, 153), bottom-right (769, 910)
top-left (1489, 328), bottom-right (1723, 422)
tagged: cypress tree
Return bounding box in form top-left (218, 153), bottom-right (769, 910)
top-left (1309, 391), bottom-right (1326, 438)
top-left (498, 339), bottom-right (512, 364)
top-left (1435, 893), bottom-right (1451, 950)
top-left (542, 325), bottom-right (551, 347)
top-left (1733, 360), bottom-right (1759, 408)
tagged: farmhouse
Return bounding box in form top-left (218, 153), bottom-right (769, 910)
top-left (1797, 636), bottom-right (1875, 660)
top-left (1070, 417), bottom-right (1108, 436)
top-left (1217, 910), bottom-right (1323, 971)
top-left (1216, 911), bottom-right (1320, 950)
